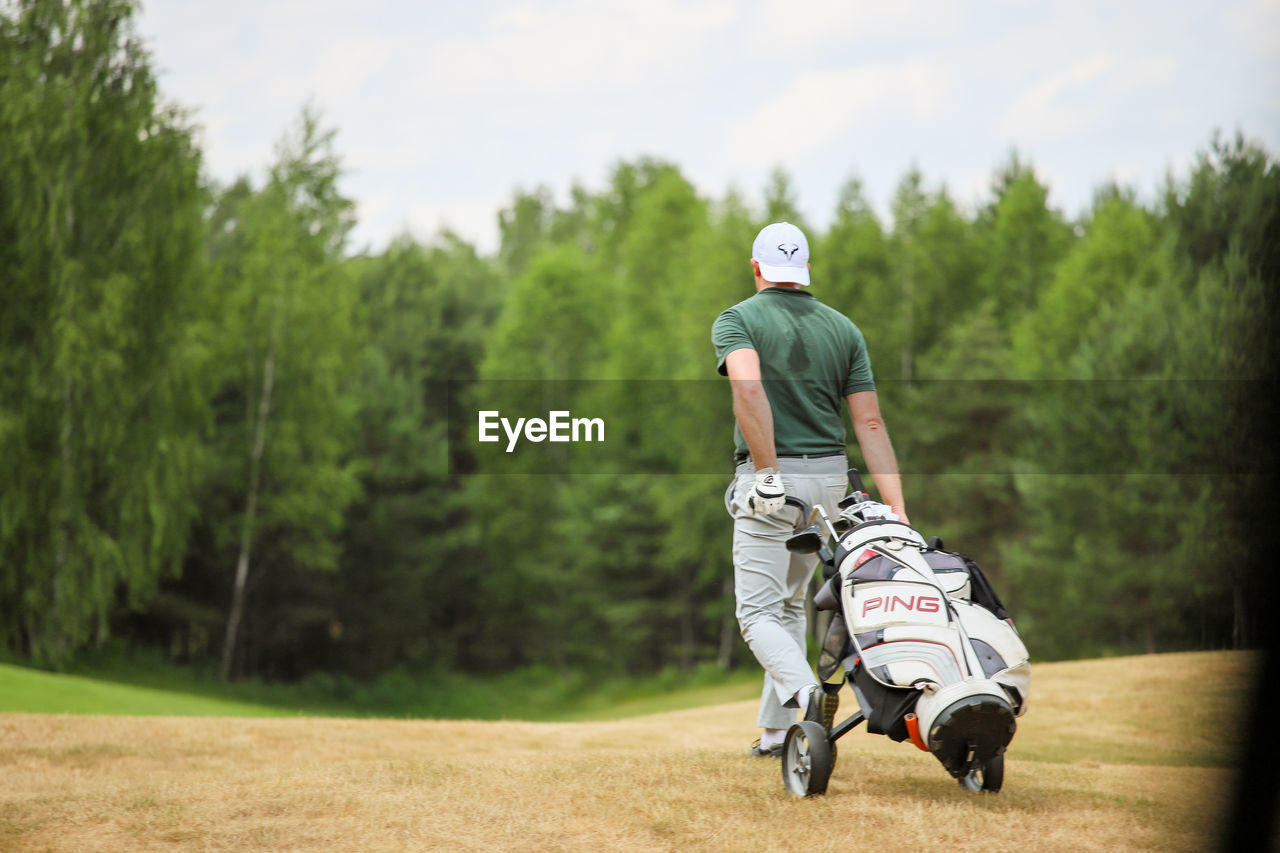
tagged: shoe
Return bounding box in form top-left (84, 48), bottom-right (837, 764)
top-left (749, 738), bottom-right (783, 758)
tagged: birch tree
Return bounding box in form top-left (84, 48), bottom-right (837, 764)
top-left (0, 0), bottom-right (209, 664)
top-left (203, 110), bottom-right (362, 681)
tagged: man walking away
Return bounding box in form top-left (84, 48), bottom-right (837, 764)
top-left (713, 221), bottom-right (908, 757)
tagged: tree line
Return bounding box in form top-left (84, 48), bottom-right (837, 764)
top-left (2, 0), bottom-right (1276, 683)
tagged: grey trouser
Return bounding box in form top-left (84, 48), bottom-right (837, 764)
top-left (725, 455), bottom-right (849, 729)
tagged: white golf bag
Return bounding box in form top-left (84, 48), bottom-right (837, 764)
top-left (829, 517), bottom-right (1030, 778)
top-left (780, 472), bottom-right (1030, 795)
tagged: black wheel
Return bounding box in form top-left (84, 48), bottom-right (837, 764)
top-left (781, 721), bottom-right (833, 797)
top-left (928, 695), bottom-right (1016, 779)
top-left (958, 754), bottom-right (1004, 793)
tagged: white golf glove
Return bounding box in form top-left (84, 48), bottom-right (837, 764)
top-left (746, 467), bottom-right (786, 515)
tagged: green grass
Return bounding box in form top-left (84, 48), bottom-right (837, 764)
top-left (0, 663), bottom-right (291, 717)
top-left (0, 658), bottom-right (761, 721)
top-left (529, 666), bottom-right (757, 717)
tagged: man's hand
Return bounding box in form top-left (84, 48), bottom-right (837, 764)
top-left (840, 500), bottom-right (900, 524)
top-left (746, 467), bottom-right (786, 515)
top-left (891, 505), bottom-right (910, 526)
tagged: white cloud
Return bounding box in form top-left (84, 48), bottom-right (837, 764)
top-left (1108, 164), bottom-right (1137, 186)
top-left (1227, 0), bottom-right (1280, 60)
top-left (1128, 56), bottom-right (1177, 90)
top-left (747, 0), bottom-right (964, 50)
top-left (582, 128), bottom-right (620, 160)
top-left (999, 53), bottom-right (1115, 141)
top-left (346, 137), bottom-right (434, 174)
top-left (725, 61), bottom-right (953, 168)
top-left (418, 0), bottom-right (738, 97)
top-left (310, 37), bottom-right (393, 105)
top-left (134, 0), bottom-right (1280, 258)
top-left (998, 53), bottom-right (1179, 144)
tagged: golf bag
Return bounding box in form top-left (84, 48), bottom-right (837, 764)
top-left (814, 519), bottom-right (1030, 780)
top-left (777, 469), bottom-right (1030, 795)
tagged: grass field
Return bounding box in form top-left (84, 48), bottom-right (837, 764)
top-left (0, 664), bottom-right (295, 718)
top-left (0, 651), bottom-right (1255, 852)
top-left (0, 661), bottom-right (763, 722)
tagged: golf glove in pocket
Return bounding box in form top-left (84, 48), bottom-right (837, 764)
top-left (746, 467), bottom-right (786, 515)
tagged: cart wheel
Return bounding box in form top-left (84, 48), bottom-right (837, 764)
top-left (958, 754), bottom-right (1004, 793)
top-left (781, 721), bottom-right (833, 797)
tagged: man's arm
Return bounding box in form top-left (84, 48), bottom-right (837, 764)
top-left (725, 348), bottom-right (777, 470)
top-left (846, 390), bottom-right (908, 524)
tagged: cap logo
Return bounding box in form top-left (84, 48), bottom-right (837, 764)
top-left (777, 242), bottom-right (800, 261)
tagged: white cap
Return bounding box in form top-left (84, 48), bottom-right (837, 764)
top-left (752, 221), bottom-right (810, 286)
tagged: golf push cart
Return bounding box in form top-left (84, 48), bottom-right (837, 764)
top-left (777, 470), bottom-right (1030, 796)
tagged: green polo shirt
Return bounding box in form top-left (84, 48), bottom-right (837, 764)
top-left (712, 287), bottom-right (875, 457)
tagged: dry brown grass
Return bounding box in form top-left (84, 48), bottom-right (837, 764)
top-left (0, 651), bottom-right (1252, 852)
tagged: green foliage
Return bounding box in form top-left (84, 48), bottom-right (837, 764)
top-left (876, 168), bottom-right (984, 381)
top-left (0, 0), bottom-right (210, 665)
top-left (1011, 192), bottom-right (1163, 377)
top-left (0, 656), bottom-right (760, 721)
top-left (997, 136), bottom-right (1277, 656)
top-left (0, 4), bottom-right (1269, 680)
top-left (762, 167), bottom-right (809, 229)
top-left (145, 109), bottom-right (364, 680)
top-left (819, 177), bottom-right (891, 329)
top-left (0, 662), bottom-right (288, 716)
top-left (331, 236), bottom-right (501, 678)
top-left (977, 153), bottom-right (1074, 326)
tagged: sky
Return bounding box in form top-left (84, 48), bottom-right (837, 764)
top-left (136, 0), bottom-right (1280, 256)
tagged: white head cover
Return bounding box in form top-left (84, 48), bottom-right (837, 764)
top-left (752, 221), bottom-right (810, 286)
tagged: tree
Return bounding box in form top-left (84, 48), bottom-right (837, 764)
top-left (885, 169), bottom-right (981, 381)
top-left (198, 109), bottom-right (363, 681)
top-left (497, 187), bottom-right (556, 280)
top-left (0, 0), bottom-right (209, 665)
top-left (819, 176), bottom-right (891, 327)
top-left (762, 168), bottom-right (809, 230)
top-left (1003, 187), bottom-right (1240, 657)
top-left (1161, 131), bottom-right (1279, 648)
top-left (471, 243), bottom-right (614, 674)
top-left (665, 190), bottom-right (758, 669)
top-left (976, 153), bottom-right (1074, 327)
top-left (608, 165), bottom-right (722, 670)
top-left (332, 234), bottom-right (502, 678)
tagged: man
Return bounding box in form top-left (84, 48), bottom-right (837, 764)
top-left (712, 221), bottom-right (908, 757)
